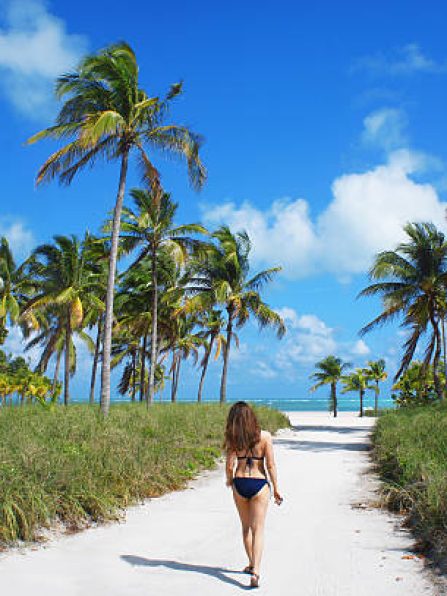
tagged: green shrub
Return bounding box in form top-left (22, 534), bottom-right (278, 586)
top-left (372, 402), bottom-right (447, 558)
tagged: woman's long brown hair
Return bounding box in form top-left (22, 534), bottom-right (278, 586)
top-left (224, 401), bottom-right (261, 453)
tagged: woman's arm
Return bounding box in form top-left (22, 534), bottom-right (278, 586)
top-left (225, 450), bottom-right (236, 486)
top-left (264, 432), bottom-right (283, 504)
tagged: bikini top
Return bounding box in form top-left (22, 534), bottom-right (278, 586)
top-left (237, 448), bottom-right (264, 476)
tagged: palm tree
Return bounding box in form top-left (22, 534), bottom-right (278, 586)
top-left (359, 222), bottom-right (447, 400)
top-left (310, 355), bottom-right (351, 417)
top-left (188, 226), bottom-right (285, 403)
top-left (366, 359), bottom-right (387, 415)
top-left (27, 42), bottom-right (206, 416)
top-left (342, 369), bottom-right (373, 417)
top-left (114, 265), bottom-right (152, 402)
top-left (196, 309), bottom-right (226, 402)
top-left (83, 233), bottom-right (109, 405)
top-left (118, 190), bottom-right (207, 405)
top-left (22, 235), bottom-right (102, 405)
top-left (167, 312), bottom-right (201, 402)
top-left (0, 237), bottom-right (33, 345)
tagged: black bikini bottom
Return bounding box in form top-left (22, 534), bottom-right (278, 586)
top-left (233, 477), bottom-right (269, 499)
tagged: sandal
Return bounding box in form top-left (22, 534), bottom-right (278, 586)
top-left (243, 565), bottom-right (253, 574)
top-left (250, 572), bottom-right (260, 588)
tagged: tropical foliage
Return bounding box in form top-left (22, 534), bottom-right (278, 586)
top-left (183, 226), bottom-right (286, 402)
top-left (342, 368), bottom-right (374, 417)
top-left (365, 359), bottom-right (387, 415)
top-left (0, 204), bottom-right (284, 407)
top-left (310, 355), bottom-right (351, 417)
top-left (27, 42), bottom-right (206, 415)
top-left (391, 361), bottom-right (443, 407)
top-left (0, 350), bottom-right (59, 406)
top-left (359, 222), bottom-right (447, 401)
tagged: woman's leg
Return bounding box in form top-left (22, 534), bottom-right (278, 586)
top-left (249, 484), bottom-right (270, 576)
top-left (232, 488), bottom-right (253, 567)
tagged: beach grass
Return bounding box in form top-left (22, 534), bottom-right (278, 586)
top-left (0, 402), bottom-right (289, 546)
top-left (371, 402), bottom-right (447, 558)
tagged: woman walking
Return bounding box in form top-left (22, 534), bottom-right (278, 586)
top-left (224, 401), bottom-right (283, 588)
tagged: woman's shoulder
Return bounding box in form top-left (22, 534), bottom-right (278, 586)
top-left (260, 429), bottom-right (272, 443)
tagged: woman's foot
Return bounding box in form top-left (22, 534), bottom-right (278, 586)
top-left (250, 572), bottom-right (260, 588)
top-left (243, 565), bottom-right (253, 574)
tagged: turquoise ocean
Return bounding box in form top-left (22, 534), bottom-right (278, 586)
top-left (83, 394), bottom-right (395, 411)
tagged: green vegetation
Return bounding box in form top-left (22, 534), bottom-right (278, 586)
top-left (372, 403), bottom-right (447, 558)
top-left (0, 403), bottom-right (288, 546)
top-left (360, 222), bottom-right (447, 401)
top-left (342, 368), bottom-right (374, 417)
top-left (0, 351), bottom-right (59, 406)
top-left (28, 42), bottom-right (206, 416)
top-left (310, 355), bottom-right (351, 417)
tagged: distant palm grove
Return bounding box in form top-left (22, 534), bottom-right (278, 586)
top-left (0, 43), bottom-right (285, 414)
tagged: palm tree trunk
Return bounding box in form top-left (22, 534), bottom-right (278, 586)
top-left (442, 316), bottom-right (447, 400)
top-left (173, 357), bottom-right (181, 402)
top-left (375, 381), bottom-right (379, 416)
top-left (171, 350), bottom-right (177, 402)
top-left (148, 239), bottom-right (159, 407)
top-left (100, 149), bottom-right (129, 416)
top-left (64, 316), bottom-right (71, 406)
top-left (89, 315), bottom-right (103, 405)
top-left (220, 316), bottom-right (233, 404)
top-left (139, 333), bottom-right (148, 402)
top-left (359, 389), bottom-right (364, 417)
top-left (52, 349), bottom-right (62, 394)
top-left (331, 382), bottom-right (337, 418)
top-left (197, 336), bottom-right (215, 403)
top-left (430, 313), bottom-right (443, 401)
top-left (131, 349), bottom-right (137, 402)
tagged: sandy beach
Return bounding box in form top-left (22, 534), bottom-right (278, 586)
top-left (0, 412), bottom-right (441, 595)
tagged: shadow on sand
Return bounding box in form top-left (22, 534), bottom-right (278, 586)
top-left (120, 555), bottom-right (251, 589)
top-left (291, 424), bottom-right (372, 434)
top-left (276, 438), bottom-right (371, 452)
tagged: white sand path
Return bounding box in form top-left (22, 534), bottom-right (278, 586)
top-left (0, 412), bottom-right (442, 595)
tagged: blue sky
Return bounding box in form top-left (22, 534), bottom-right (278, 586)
top-left (1, 0), bottom-right (447, 405)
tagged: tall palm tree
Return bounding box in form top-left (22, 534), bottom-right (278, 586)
top-left (310, 355), bottom-right (351, 417)
top-left (27, 42), bottom-right (206, 415)
top-left (359, 222), bottom-right (447, 400)
top-left (366, 359), bottom-right (387, 415)
top-left (188, 226), bottom-right (285, 403)
top-left (342, 369), bottom-right (373, 417)
top-left (117, 190), bottom-right (207, 405)
top-left (22, 235), bottom-right (102, 405)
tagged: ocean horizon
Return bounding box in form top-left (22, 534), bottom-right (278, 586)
top-left (71, 394), bottom-right (395, 411)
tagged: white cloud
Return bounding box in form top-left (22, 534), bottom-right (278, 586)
top-left (275, 309), bottom-right (337, 369)
top-left (354, 43), bottom-right (447, 76)
top-left (203, 198), bottom-right (316, 277)
top-left (350, 339), bottom-right (370, 356)
top-left (266, 308), bottom-right (375, 379)
top-left (202, 148), bottom-right (447, 279)
top-left (2, 325), bottom-right (40, 366)
top-left (362, 108), bottom-right (408, 151)
top-left (253, 361), bottom-right (278, 379)
top-left (0, 217), bottom-right (35, 260)
top-left (0, 0), bottom-right (87, 118)
top-left (317, 149), bottom-right (446, 275)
